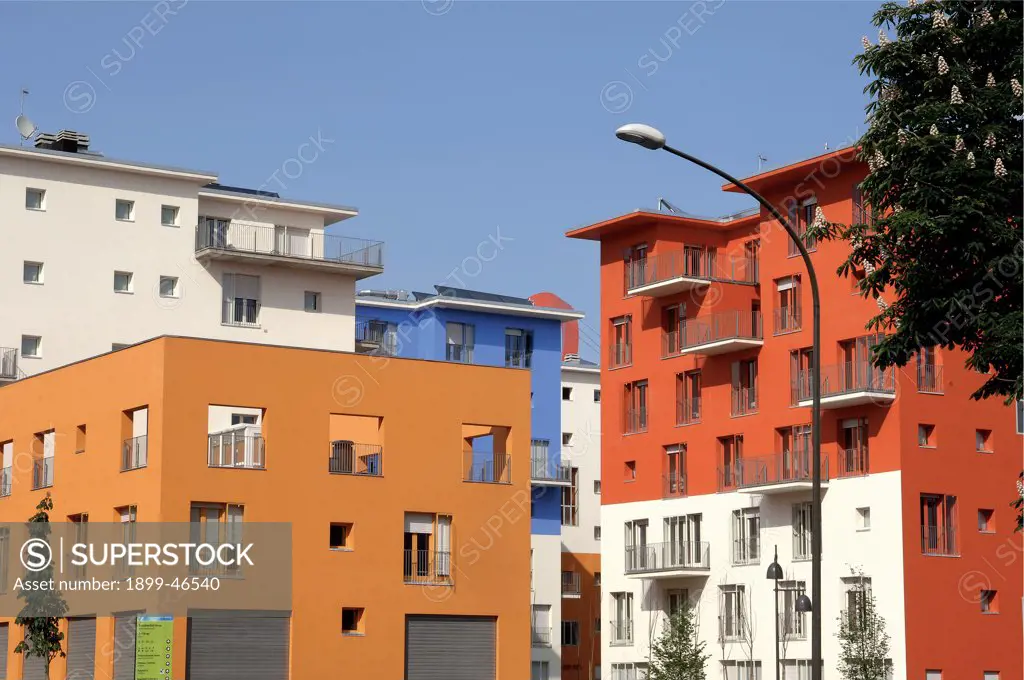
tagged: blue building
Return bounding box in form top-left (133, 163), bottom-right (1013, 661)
top-left (355, 285), bottom-right (583, 677)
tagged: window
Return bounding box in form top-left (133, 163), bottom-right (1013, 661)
top-left (594, 480), bottom-right (601, 494)
top-left (161, 205), bottom-right (179, 226)
top-left (789, 347), bottom-right (815, 404)
top-left (978, 509), bottom-right (994, 533)
top-left (21, 335), bottom-right (41, 358)
top-left (857, 507), bottom-right (871, 531)
top-left (1017, 400), bottom-right (1023, 434)
top-left (624, 460), bottom-right (636, 481)
top-left (980, 590), bottom-right (998, 613)
top-left (114, 271), bottom-right (133, 293)
top-left (786, 196), bottom-right (818, 256)
top-left (222, 273), bottom-right (261, 327)
top-left (920, 493), bottom-right (958, 555)
top-left (780, 660), bottom-right (820, 680)
top-left (531, 661), bottom-right (550, 680)
top-left (402, 512), bottom-right (452, 583)
top-left (718, 585), bottom-right (746, 640)
top-left (793, 502), bottom-right (812, 559)
top-left (75, 425), bottom-right (87, 454)
top-left (918, 424), bottom-right (935, 447)
top-left (667, 588), bottom-right (688, 617)
top-left (446, 322), bottom-right (474, 363)
top-left (562, 570), bottom-right (580, 597)
top-left (594, 526), bottom-right (601, 540)
top-left (304, 291), bottom-right (321, 313)
top-left (562, 432), bottom-right (573, 446)
top-left (561, 620), bottom-right (580, 646)
top-left (230, 414), bottom-right (258, 426)
top-left (623, 379), bottom-right (648, 433)
top-left (111, 343), bottom-right (130, 351)
top-left (662, 302), bottom-right (685, 356)
top-left (664, 444), bottom-right (686, 497)
top-left (594, 572), bottom-right (601, 587)
top-left (561, 468), bottom-right (579, 526)
top-left (610, 315), bottom-right (632, 367)
top-left (624, 242), bottom-right (648, 291)
top-left (610, 592), bottom-right (633, 644)
top-left (330, 523), bottom-right (351, 550)
top-left (23, 261), bottom-right (43, 284)
top-left (115, 199), bottom-right (135, 221)
top-left (610, 663), bottom-right (647, 680)
top-left (730, 359), bottom-right (758, 416)
top-left (718, 434), bottom-right (743, 489)
top-left (837, 417), bottom-right (868, 476)
top-left (984, 673), bottom-right (1000, 680)
top-left (505, 328), bottom-right (533, 368)
top-left (731, 507), bottom-right (760, 565)
top-left (925, 672), bottom-right (942, 680)
top-left (677, 370), bottom-right (702, 424)
top-left (531, 604), bottom-right (551, 646)
top-left (917, 346), bottom-right (942, 392)
top-left (780, 581), bottom-right (807, 638)
top-left (159, 276), bottom-right (179, 298)
top-left (341, 607), bottom-right (364, 634)
top-left (976, 429), bottom-right (993, 452)
top-left (594, 389), bottom-right (601, 402)
top-left (562, 386), bottom-right (573, 401)
top-left (774, 276), bottom-right (801, 333)
top-left (721, 660), bottom-right (761, 680)
top-left (25, 188), bottom-right (45, 210)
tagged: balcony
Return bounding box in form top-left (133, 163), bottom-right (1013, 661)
top-left (664, 311), bottom-right (764, 358)
top-left (773, 306), bottom-right (802, 335)
top-left (0, 348), bottom-right (20, 384)
top-left (0, 466), bottom-right (10, 497)
top-left (917, 364), bottom-right (944, 394)
top-left (208, 427), bottom-right (265, 470)
top-left (404, 549), bottom-right (453, 585)
top-left (794, 361), bottom-right (896, 408)
top-left (731, 537), bottom-right (761, 566)
top-left (32, 457), bottom-right (53, 490)
top-left (531, 627), bottom-right (552, 648)
top-left (721, 453), bottom-right (830, 495)
top-left (730, 387), bottom-right (758, 417)
top-left (194, 221), bottom-right (384, 278)
top-left (608, 343), bottom-right (632, 369)
top-left (624, 541), bottom-right (711, 579)
top-left (463, 452), bottom-right (511, 484)
top-left (624, 408), bottom-right (648, 435)
top-left (921, 525), bottom-right (958, 556)
top-left (329, 440), bottom-right (383, 476)
top-left (836, 448), bottom-right (869, 478)
top-left (562, 572), bottom-right (581, 598)
top-left (121, 435), bottom-right (148, 471)
top-left (608, 620), bottom-right (633, 646)
top-left (663, 472), bottom-right (686, 499)
top-left (530, 454), bottom-right (571, 486)
top-left (676, 398), bottom-right (701, 426)
top-left (354, 321), bottom-right (398, 356)
top-left (625, 246), bottom-right (758, 297)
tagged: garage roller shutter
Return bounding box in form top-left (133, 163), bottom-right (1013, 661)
top-left (66, 617), bottom-right (96, 680)
top-left (113, 613), bottom-right (139, 680)
top-left (186, 611), bottom-right (289, 680)
top-left (405, 615), bottom-right (496, 680)
top-left (22, 647), bottom-right (45, 680)
top-left (0, 624), bottom-right (6, 678)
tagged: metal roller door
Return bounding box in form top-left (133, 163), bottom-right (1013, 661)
top-left (22, 647), bottom-right (45, 680)
top-left (186, 611), bottom-right (290, 680)
top-left (113, 613), bottom-right (139, 680)
top-left (405, 615), bottom-right (496, 680)
top-left (0, 624), bottom-right (6, 679)
top-left (66, 617), bottom-right (97, 680)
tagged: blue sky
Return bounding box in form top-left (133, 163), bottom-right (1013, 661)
top-left (1, 1), bottom-right (875, 360)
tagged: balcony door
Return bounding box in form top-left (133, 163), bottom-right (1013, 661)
top-left (274, 225), bottom-right (311, 257)
top-left (663, 304), bottom-right (685, 355)
top-left (666, 444), bottom-right (685, 495)
top-left (625, 244), bottom-right (647, 289)
top-left (839, 418), bottom-right (869, 475)
top-left (625, 520), bottom-right (648, 570)
top-left (666, 514), bottom-right (701, 566)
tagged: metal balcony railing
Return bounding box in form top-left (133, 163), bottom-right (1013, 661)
top-left (625, 245), bottom-right (758, 292)
top-left (774, 306), bottom-right (802, 334)
top-left (32, 457), bottom-right (53, 490)
top-left (531, 454), bottom-right (571, 483)
top-left (663, 311), bottom-right (762, 357)
top-left (921, 525), bottom-right (958, 556)
top-left (624, 408), bottom-right (648, 434)
top-left (354, 321), bottom-right (398, 356)
top-left (676, 398), bottom-right (701, 425)
top-left (0, 348), bottom-right (17, 381)
top-left (917, 364), bottom-right (943, 393)
top-left (730, 387), bottom-right (758, 417)
top-left (195, 221), bottom-right (384, 268)
top-left (403, 549), bottom-right (453, 585)
top-left (732, 537), bottom-right (761, 565)
top-left (793, 361), bottom-right (896, 403)
top-left (209, 430), bottom-right (265, 469)
top-left (624, 541), bottom-right (710, 574)
top-left (222, 299), bottom-right (260, 328)
top-left (562, 571), bottom-right (581, 598)
top-left (446, 344), bottom-right (474, 363)
top-left (531, 627), bottom-right (552, 647)
top-left (836, 447), bottom-right (869, 477)
top-left (463, 452), bottom-right (511, 484)
top-left (329, 441), bottom-right (383, 476)
top-left (121, 435), bottom-right (148, 471)
top-left (0, 466), bottom-right (10, 497)
top-left (609, 343), bottom-right (632, 368)
top-left (663, 472), bottom-right (686, 498)
top-left (722, 452), bottom-right (830, 490)
top-left (505, 349), bottom-right (532, 369)
top-left (608, 620), bottom-right (633, 646)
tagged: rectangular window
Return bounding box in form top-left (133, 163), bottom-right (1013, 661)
top-left (561, 468), bottom-right (579, 526)
top-left (624, 460), bottom-right (636, 481)
top-left (610, 592), bottom-right (633, 644)
top-left (21, 335), bottom-right (41, 358)
top-left (731, 507), bottom-right (760, 565)
top-left (662, 303), bottom-right (685, 356)
top-left (774, 276), bottom-right (802, 333)
top-left (787, 197), bottom-right (818, 256)
top-left (531, 661), bottom-right (550, 680)
top-left (721, 661), bottom-right (762, 680)
top-left (330, 523), bottom-right (351, 550)
top-left (304, 291), bottom-right (321, 313)
top-left (594, 526), bottom-right (601, 540)
top-left (984, 673), bottom-right (1000, 680)
top-left (980, 590), bottom-right (998, 613)
top-left (531, 604), bottom-right (552, 646)
top-left (159, 276), bottom-right (179, 298)
top-left (504, 328), bottom-right (533, 368)
top-left (561, 620), bottom-right (580, 646)
top-left (562, 432), bottom-right (573, 446)
top-left (23, 261), bottom-right (43, 284)
top-left (115, 199), bottom-right (135, 221)
top-left (594, 480), bottom-right (601, 494)
top-left (780, 580), bottom-right (807, 639)
top-left (222, 273), bottom-right (261, 327)
top-left (790, 347), bottom-right (815, 404)
top-left (793, 502), bottom-right (812, 560)
top-left (562, 386), bottom-right (573, 401)
top-left (75, 425), bottom-right (87, 454)
top-left (842, 575), bottom-right (872, 628)
top-left (676, 370), bottom-right (702, 425)
top-left (918, 424), bottom-right (935, 447)
top-left (718, 585), bottom-right (746, 640)
top-left (920, 493), bottom-right (958, 556)
top-left (25, 188), bottom-right (45, 210)
top-left (978, 509), bottom-right (994, 533)
top-left (837, 417), bottom-right (869, 477)
top-left (1017, 401), bottom-right (1023, 434)
top-left (446, 322), bottom-right (475, 363)
top-left (917, 346), bottom-right (942, 392)
top-left (161, 205), bottom-right (179, 226)
top-left (976, 429), bottom-right (993, 452)
top-left (857, 507), bottom-right (871, 531)
top-left (925, 672), bottom-right (942, 680)
top-left (594, 389), bottom-right (601, 403)
top-left (341, 608), bottom-right (364, 634)
top-left (623, 379), bottom-right (648, 433)
top-left (664, 443), bottom-right (686, 497)
top-left (610, 315), bottom-right (632, 367)
top-left (718, 434), bottom-right (743, 489)
top-left (730, 359), bottom-right (758, 416)
top-left (114, 271), bottom-right (133, 293)
top-left (667, 588), bottom-right (688, 617)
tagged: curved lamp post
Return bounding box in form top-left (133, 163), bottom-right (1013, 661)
top-left (615, 123), bottom-right (823, 680)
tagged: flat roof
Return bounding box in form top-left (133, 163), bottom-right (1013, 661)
top-left (0, 142), bottom-right (218, 183)
top-left (722, 146), bottom-right (862, 194)
top-left (566, 208), bottom-right (760, 241)
top-left (356, 287), bottom-right (584, 322)
top-left (198, 186), bottom-right (358, 224)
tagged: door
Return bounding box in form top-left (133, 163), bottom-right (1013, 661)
top-left (187, 612), bottom-right (290, 680)
top-left (406, 615), bottom-right (496, 680)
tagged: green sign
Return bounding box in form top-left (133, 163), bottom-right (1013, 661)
top-left (135, 615), bottom-right (173, 679)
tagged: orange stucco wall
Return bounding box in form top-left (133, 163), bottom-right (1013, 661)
top-left (560, 551), bottom-right (600, 680)
top-left (0, 336), bottom-right (533, 679)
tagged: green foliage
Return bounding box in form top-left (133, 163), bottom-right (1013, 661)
top-left (14, 494), bottom-right (67, 679)
top-left (836, 579), bottom-right (891, 680)
top-left (647, 605), bottom-right (710, 680)
top-left (810, 0), bottom-right (1023, 403)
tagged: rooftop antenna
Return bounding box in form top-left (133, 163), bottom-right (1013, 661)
top-left (824, 142), bottom-right (830, 151)
top-left (757, 154), bottom-right (768, 172)
top-left (658, 197), bottom-right (683, 214)
top-left (15, 89), bottom-right (37, 146)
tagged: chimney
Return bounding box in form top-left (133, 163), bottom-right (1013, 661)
top-left (34, 130), bottom-right (91, 154)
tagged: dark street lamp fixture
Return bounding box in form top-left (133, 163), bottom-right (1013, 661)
top-left (616, 123), bottom-right (824, 680)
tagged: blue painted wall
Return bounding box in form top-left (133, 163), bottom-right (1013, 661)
top-left (356, 301), bottom-right (563, 536)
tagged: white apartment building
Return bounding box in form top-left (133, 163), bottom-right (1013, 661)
top-left (0, 131), bottom-right (382, 382)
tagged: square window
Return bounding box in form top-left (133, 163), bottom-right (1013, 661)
top-left (304, 291), bottom-right (321, 313)
top-left (562, 387), bottom-right (573, 401)
top-left (115, 199), bottom-right (135, 221)
top-left (976, 429), bottom-right (993, 452)
top-left (114, 271), bottom-right (133, 293)
top-left (161, 205), bottom-right (179, 226)
top-left (978, 509), bottom-right (995, 533)
top-left (918, 424), bottom-right (935, 447)
top-left (341, 607), bottom-right (364, 634)
top-left (23, 261), bottom-right (43, 284)
top-left (594, 526), bottom-right (601, 540)
top-left (21, 335), bottom-right (41, 358)
top-left (857, 507), bottom-right (871, 531)
top-left (25, 188), bottom-right (45, 210)
top-left (594, 389), bottom-right (601, 403)
top-left (330, 523), bottom-right (351, 550)
top-left (594, 480), bottom-right (601, 494)
top-left (159, 276), bottom-right (178, 298)
top-left (624, 460), bottom-right (636, 481)
top-left (562, 432), bottom-right (573, 446)
top-left (980, 590), bottom-right (998, 613)
top-left (925, 672), bottom-right (942, 680)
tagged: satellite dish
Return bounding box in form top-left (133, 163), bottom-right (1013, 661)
top-left (15, 114), bottom-right (37, 140)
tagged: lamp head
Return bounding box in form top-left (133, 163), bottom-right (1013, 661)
top-left (795, 594), bottom-right (813, 613)
top-left (766, 561), bottom-right (783, 580)
top-left (615, 123), bottom-right (666, 151)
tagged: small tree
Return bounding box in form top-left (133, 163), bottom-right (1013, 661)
top-left (836, 578), bottom-right (891, 680)
top-left (14, 494), bottom-right (67, 679)
top-left (647, 604), bottom-right (710, 680)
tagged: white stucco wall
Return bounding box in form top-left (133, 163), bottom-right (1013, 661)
top-left (534, 532), bottom-right (564, 679)
top-left (561, 366), bottom-right (602, 556)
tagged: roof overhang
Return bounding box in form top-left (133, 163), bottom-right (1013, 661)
top-left (722, 147), bottom-right (864, 195)
top-left (0, 143), bottom-right (218, 184)
top-left (357, 297), bottom-right (585, 322)
top-left (566, 209), bottom-right (759, 241)
top-left (198, 188), bottom-right (358, 225)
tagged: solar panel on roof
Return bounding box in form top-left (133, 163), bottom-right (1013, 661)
top-left (432, 286), bottom-right (533, 306)
top-left (204, 182), bottom-right (281, 199)
top-left (411, 291), bottom-right (435, 301)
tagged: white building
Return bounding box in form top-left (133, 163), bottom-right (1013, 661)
top-left (0, 130), bottom-right (382, 381)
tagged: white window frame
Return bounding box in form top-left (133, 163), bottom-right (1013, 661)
top-left (304, 291), bottom-right (322, 313)
top-left (115, 199), bottom-right (135, 222)
top-left (531, 661), bottom-right (550, 680)
top-left (780, 580), bottom-right (807, 639)
top-left (23, 261), bottom-right (43, 285)
top-left (721, 659), bottom-right (762, 680)
top-left (445, 322), bottom-right (475, 363)
top-left (857, 506), bottom-right (871, 531)
top-left (731, 507), bottom-right (761, 565)
top-left (25, 188), bottom-right (45, 211)
top-left (222, 273), bottom-right (261, 327)
top-left (161, 205), bottom-right (180, 227)
top-left (719, 584), bottom-right (746, 640)
top-left (114, 271), bottom-right (134, 294)
top-left (792, 502), bottom-right (812, 560)
top-left (21, 335), bottom-right (41, 359)
top-left (159, 276), bottom-right (179, 298)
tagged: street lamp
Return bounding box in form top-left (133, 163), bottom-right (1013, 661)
top-left (616, 123), bottom-right (824, 680)
top-left (766, 546), bottom-right (784, 680)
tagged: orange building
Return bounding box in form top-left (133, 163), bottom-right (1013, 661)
top-left (0, 336), bottom-right (532, 680)
top-left (569, 149), bottom-right (1022, 680)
